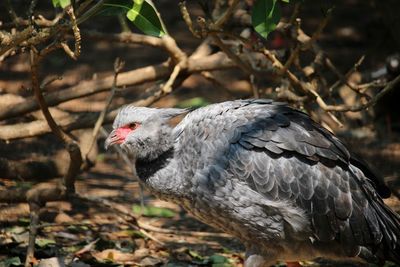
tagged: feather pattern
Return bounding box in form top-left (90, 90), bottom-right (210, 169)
top-left (172, 99), bottom-right (400, 263)
top-left (108, 99), bottom-right (400, 265)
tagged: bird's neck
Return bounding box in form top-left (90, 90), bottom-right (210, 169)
top-left (135, 147), bottom-right (186, 200)
top-left (135, 148), bottom-right (174, 182)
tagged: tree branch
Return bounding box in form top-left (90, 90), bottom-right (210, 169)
top-left (0, 51), bottom-right (265, 121)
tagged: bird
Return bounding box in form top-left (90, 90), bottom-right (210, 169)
top-left (105, 99), bottom-right (400, 266)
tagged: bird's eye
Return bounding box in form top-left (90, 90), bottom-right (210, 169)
top-left (128, 123), bottom-right (139, 130)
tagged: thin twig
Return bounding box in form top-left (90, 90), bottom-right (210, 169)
top-left (328, 55), bottom-right (365, 92)
top-left (0, 46), bottom-right (16, 62)
top-left (38, 221), bottom-right (93, 229)
top-left (201, 71), bottom-right (235, 96)
top-left (276, 86), bottom-right (307, 102)
top-left (31, 47), bottom-right (83, 192)
top-left (0, 26), bottom-right (34, 56)
top-left (75, 0), bottom-right (96, 17)
top-left (85, 58), bottom-right (125, 160)
top-left (289, 2), bottom-right (302, 24)
top-left (24, 45), bottom-right (83, 265)
top-left (301, 7), bottom-right (333, 51)
top-left (75, 238), bottom-right (100, 256)
top-left (161, 34), bottom-right (187, 64)
top-left (78, 195), bottom-right (165, 246)
top-left (179, 1), bottom-right (201, 38)
top-left (5, 0), bottom-right (18, 24)
top-left (282, 45), bottom-right (300, 74)
top-left (162, 64), bottom-right (181, 93)
top-left (82, 30), bottom-right (165, 47)
top-left (65, 5), bottom-right (81, 60)
top-left (40, 75), bottom-right (63, 89)
top-left (315, 73), bottom-right (400, 112)
top-left (356, 80), bottom-right (386, 91)
top-left (211, 33), bottom-right (254, 75)
top-left (250, 74), bottom-right (259, 98)
top-left (263, 48), bottom-right (343, 127)
top-left (30, 49), bottom-right (68, 148)
top-left (325, 57), bottom-right (370, 99)
top-left (212, 0), bottom-right (240, 30)
top-left (28, 0), bottom-right (38, 26)
top-left (25, 202), bottom-right (40, 267)
top-left (137, 220), bottom-right (232, 238)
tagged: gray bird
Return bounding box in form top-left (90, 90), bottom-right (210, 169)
top-left (105, 99), bottom-right (400, 266)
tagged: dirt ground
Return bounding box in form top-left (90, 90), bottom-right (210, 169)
top-left (0, 0), bottom-right (400, 266)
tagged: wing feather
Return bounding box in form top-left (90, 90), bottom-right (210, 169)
top-left (174, 99), bottom-right (399, 263)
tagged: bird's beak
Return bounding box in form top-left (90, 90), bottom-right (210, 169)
top-left (104, 130), bottom-right (119, 150)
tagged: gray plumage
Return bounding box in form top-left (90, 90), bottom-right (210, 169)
top-left (105, 99), bottom-right (400, 266)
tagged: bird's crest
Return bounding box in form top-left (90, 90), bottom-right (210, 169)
top-left (113, 105), bottom-right (188, 129)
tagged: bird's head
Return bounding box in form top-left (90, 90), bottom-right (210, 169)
top-left (105, 105), bottom-right (187, 160)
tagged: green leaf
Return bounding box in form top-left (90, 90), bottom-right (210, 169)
top-left (98, 0), bottom-right (133, 17)
top-left (209, 254), bottom-right (228, 263)
top-left (212, 264), bottom-right (233, 267)
top-left (7, 226), bottom-right (26, 234)
top-left (18, 217), bottom-right (30, 225)
top-left (60, 0), bottom-right (71, 8)
top-left (52, 0), bottom-right (60, 7)
top-left (35, 238), bottom-right (56, 247)
top-left (127, 0), bottom-right (145, 21)
top-left (132, 204), bottom-right (175, 218)
top-left (15, 181), bottom-right (33, 191)
top-left (126, 0), bottom-right (166, 37)
top-left (84, 0), bottom-right (166, 37)
top-left (175, 97), bottom-right (210, 109)
top-left (52, 0), bottom-right (71, 8)
top-left (383, 262), bottom-right (399, 267)
top-left (1, 257), bottom-right (21, 267)
top-left (188, 250), bottom-right (204, 260)
top-left (251, 0), bottom-right (282, 39)
top-left (118, 229), bottom-right (146, 238)
top-left (281, 0), bottom-right (290, 2)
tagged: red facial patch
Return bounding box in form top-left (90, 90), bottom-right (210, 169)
top-left (115, 126), bottom-right (133, 143)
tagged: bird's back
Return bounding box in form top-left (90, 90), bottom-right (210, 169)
top-left (172, 99), bottom-right (400, 264)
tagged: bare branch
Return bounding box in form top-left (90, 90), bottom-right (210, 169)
top-left (325, 57), bottom-right (371, 100)
top-left (82, 30), bottom-right (165, 48)
top-left (288, 2), bottom-right (302, 24)
top-left (161, 34), bottom-right (187, 64)
top-left (28, 0), bottom-right (38, 25)
top-left (0, 51), bottom-right (263, 121)
top-left (0, 26), bottom-right (34, 56)
top-left (211, 33), bottom-right (254, 75)
top-left (84, 58), bottom-right (125, 161)
top-left (250, 74), bottom-right (259, 98)
top-left (328, 55), bottom-right (365, 92)
top-left (315, 74), bottom-right (400, 112)
top-left (25, 202), bottom-right (39, 267)
top-left (162, 64), bottom-right (182, 94)
top-left (212, 0), bottom-right (240, 30)
top-left (5, 0), bottom-right (18, 24)
top-left (262, 49), bottom-right (343, 127)
top-left (301, 7), bottom-right (333, 51)
top-left (179, 1), bottom-right (202, 38)
top-left (0, 73), bottom-right (190, 141)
